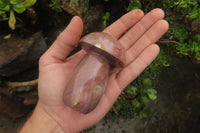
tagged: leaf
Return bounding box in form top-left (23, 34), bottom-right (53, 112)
top-left (1, 5), bottom-right (10, 11)
top-left (127, 0), bottom-right (141, 11)
top-left (147, 89), bottom-right (157, 100)
top-left (143, 78), bottom-right (153, 89)
top-left (13, 6), bottom-right (26, 13)
top-left (141, 96), bottom-right (149, 103)
top-left (148, 93), bottom-right (157, 100)
top-left (102, 12), bottom-right (110, 20)
top-left (8, 10), bottom-right (16, 30)
top-left (132, 100), bottom-right (140, 107)
top-left (126, 85), bottom-right (138, 96)
top-left (0, 0), bottom-right (10, 5)
top-left (0, 10), bottom-right (7, 18)
top-left (10, 0), bottom-right (21, 4)
top-left (0, 2), bottom-right (6, 8)
top-left (22, 0), bottom-right (36, 8)
top-left (147, 88), bottom-right (157, 93)
top-left (3, 34), bottom-right (11, 39)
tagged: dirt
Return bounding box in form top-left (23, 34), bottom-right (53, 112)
top-left (0, 36), bottom-right (32, 66)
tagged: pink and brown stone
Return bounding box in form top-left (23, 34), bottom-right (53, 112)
top-left (63, 32), bottom-right (125, 114)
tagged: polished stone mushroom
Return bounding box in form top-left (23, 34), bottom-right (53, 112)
top-left (63, 32), bottom-right (125, 114)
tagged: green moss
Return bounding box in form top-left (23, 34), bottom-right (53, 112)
top-left (49, 0), bottom-right (63, 12)
top-left (101, 12), bottom-right (110, 29)
top-left (127, 0), bottom-right (141, 11)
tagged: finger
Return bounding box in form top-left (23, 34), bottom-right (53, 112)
top-left (103, 9), bottom-right (144, 38)
top-left (40, 16), bottom-right (83, 65)
top-left (125, 20), bottom-right (169, 65)
top-left (117, 44), bottom-right (160, 89)
top-left (120, 8), bottom-right (165, 50)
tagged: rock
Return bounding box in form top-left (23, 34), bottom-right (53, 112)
top-left (0, 93), bottom-right (30, 119)
top-left (0, 32), bottom-right (47, 77)
top-left (61, 0), bottom-right (89, 16)
top-left (82, 5), bottom-right (104, 34)
top-left (191, 21), bottom-right (200, 34)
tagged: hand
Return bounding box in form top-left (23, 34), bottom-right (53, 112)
top-left (20, 9), bottom-right (168, 133)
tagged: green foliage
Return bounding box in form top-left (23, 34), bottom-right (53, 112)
top-left (192, 35), bottom-right (200, 60)
top-left (114, 50), bottom-right (170, 118)
top-left (115, 79), bottom-right (157, 118)
top-left (187, 5), bottom-right (200, 20)
top-left (3, 34), bottom-right (11, 39)
top-left (162, 0), bottom-right (200, 60)
top-left (162, 0), bottom-right (200, 23)
top-left (175, 34), bottom-right (200, 60)
top-left (150, 50), bottom-right (171, 68)
top-left (168, 26), bottom-right (188, 43)
top-left (101, 12), bottom-right (110, 29)
top-left (8, 10), bottom-right (16, 30)
top-left (127, 0), bottom-right (141, 11)
top-left (0, 0), bottom-right (37, 30)
top-left (49, 0), bottom-right (62, 12)
top-left (115, 0), bottom-right (199, 118)
top-left (116, 0), bottom-right (199, 119)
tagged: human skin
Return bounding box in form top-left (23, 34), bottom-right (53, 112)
top-left (20, 8), bottom-right (169, 133)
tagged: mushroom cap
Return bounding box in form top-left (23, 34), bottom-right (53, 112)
top-left (79, 32), bottom-right (125, 67)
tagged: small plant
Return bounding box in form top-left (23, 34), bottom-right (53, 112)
top-left (101, 12), bottom-right (110, 29)
top-left (114, 50), bottom-right (170, 118)
top-left (175, 34), bottom-right (200, 60)
top-left (49, 0), bottom-right (62, 13)
top-left (127, 0), bottom-right (141, 11)
top-left (0, 0), bottom-right (37, 30)
top-left (160, 0), bottom-right (200, 61)
top-left (114, 78), bottom-right (157, 118)
top-left (3, 34), bottom-right (11, 39)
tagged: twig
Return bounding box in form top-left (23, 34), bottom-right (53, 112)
top-left (6, 79), bottom-right (38, 88)
top-left (158, 40), bottom-right (182, 45)
top-left (112, 106), bottom-right (119, 116)
top-left (0, 18), bottom-right (9, 21)
top-left (121, 91), bottom-right (127, 98)
top-left (195, 73), bottom-right (200, 81)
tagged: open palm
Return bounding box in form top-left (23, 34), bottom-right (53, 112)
top-left (36, 9), bottom-right (168, 132)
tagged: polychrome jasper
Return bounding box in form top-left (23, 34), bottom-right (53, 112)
top-left (63, 32), bottom-right (125, 114)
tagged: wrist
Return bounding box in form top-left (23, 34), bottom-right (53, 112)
top-left (20, 103), bottom-right (64, 133)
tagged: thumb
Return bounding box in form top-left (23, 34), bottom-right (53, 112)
top-left (41, 16), bottom-right (83, 65)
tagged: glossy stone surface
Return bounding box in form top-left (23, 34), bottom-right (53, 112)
top-left (80, 32), bottom-right (125, 67)
top-left (63, 51), bottom-right (109, 113)
top-left (63, 32), bottom-right (125, 114)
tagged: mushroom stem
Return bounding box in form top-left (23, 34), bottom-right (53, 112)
top-left (63, 50), bottom-right (110, 113)
top-left (63, 32), bottom-right (125, 114)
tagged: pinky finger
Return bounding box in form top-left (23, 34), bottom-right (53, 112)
top-left (116, 44), bottom-right (160, 89)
